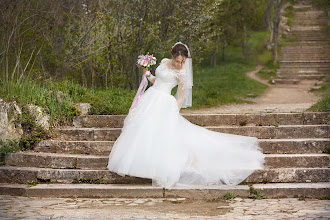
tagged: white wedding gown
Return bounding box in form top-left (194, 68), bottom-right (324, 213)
top-left (107, 58), bottom-right (265, 189)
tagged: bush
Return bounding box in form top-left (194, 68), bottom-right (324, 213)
top-left (0, 140), bottom-right (20, 165)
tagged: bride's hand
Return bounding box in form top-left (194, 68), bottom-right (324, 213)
top-left (142, 67), bottom-right (148, 74)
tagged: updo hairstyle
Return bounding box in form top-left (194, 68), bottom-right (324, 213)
top-left (171, 43), bottom-right (190, 58)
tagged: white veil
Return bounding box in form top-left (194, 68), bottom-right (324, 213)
top-left (173, 42), bottom-right (193, 108)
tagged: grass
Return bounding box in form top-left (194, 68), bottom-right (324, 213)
top-left (1, 79), bottom-right (135, 125)
top-left (0, 140), bottom-right (20, 165)
top-left (1, 31), bottom-right (272, 119)
top-left (283, 4), bottom-right (294, 28)
top-left (249, 186), bottom-right (265, 199)
top-left (178, 31), bottom-right (270, 109)
top-left (224, 191), bottom-right (236, 200)
top-left (308, 78), bottom-right (330, 112)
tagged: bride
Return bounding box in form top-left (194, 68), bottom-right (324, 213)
top-left (107, 42), bottom-right (265, 189)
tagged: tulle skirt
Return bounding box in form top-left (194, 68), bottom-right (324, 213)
top-left (107, 86), bottom-right (265, 189)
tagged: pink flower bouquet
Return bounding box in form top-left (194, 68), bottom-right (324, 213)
top-left (130, 53), bottom-right (157, 111)
top-left (136, 53), bottom-right (157, 70)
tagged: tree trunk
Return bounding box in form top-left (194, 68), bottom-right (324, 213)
top-left (211, 36), bottom-right (219, 67)
top-left (273, 0), bottom-right (283, 65)
top-left (263, 0), bottom-right (273, 30)
top-left (242, 25), bottom-right (247, 59)
top-left (222, 38), bottom-right (227, 62)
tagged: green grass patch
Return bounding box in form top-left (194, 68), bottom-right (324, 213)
top-left (284, 5), bottom-right (294, 27)
top-left (308, 78), bottom-right (330, 112)
top-left (181, 31), bottom-right (270, 109)
top-left (249, 186), bottom-right (265, 199)
top-left (257, 68), bottom-right (277, 81)
top-left (0, 79), bottom-right (135, 122)
top-left (1, 30), bottom-right (272, 116)
top-left (224, 191), bottom-right (236, 200)
top-left (72, 177), bottom-right (103, 184)
top-left (0, 140), bottom-right (20, 165)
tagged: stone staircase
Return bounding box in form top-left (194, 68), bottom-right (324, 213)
top-left (275, 0), bottom-right (330, 84)
top-left (0, 112), bottom-right (329, 199)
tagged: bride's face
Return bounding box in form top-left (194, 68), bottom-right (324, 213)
top-left (172, 55), bottom-right (186, 70)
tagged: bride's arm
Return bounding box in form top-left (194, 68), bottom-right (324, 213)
top-left (176, 74), bottom-right (185, 111)
top-left (143, 68), bottom-right (156, 84)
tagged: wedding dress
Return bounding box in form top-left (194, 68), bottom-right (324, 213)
top-left (107, 58), bottom-right (265, 189)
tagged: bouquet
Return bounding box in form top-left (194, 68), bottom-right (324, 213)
top-left (136, 53), bottom-right (157, 70)
top-left (130, 53), bottom-right (157, 111)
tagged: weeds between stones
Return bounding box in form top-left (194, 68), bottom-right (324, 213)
top-left (249, 186), bottom-right (265, 199)
top-left (72, 177), bottom-right (103, 184)
top-left (224, 191), bottom-right (236, 200)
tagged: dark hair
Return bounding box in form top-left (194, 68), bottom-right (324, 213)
top-left (171, 43), bottom-right (190, 58)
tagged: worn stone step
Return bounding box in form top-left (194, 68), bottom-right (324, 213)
top-left (279, 63), bottom-right (330, 68)
top-left (281, 56), bottom-right (329, 60)
top-left (0, 167), bottom-right (328, 184)
top-left (0, 183), bottom-right (329, 199)
top-left (34, 138), bottom-right (330, 155)
top-left (273, 78), bottom-right (301, 84)
top-left (278, 67), bottom-right (330, 73)
top-left (276, 74), bottom-right (328, 80)
top-left (54, 125), bottom-right (329, 141)
top-left (277, 69), bottom-right (330, 76)
top-left (4, 152), bottom-right (329, 169)
top-left (73, 113), bottom-right (330, 128)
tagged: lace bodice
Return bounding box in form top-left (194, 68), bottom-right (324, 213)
top-left (151, 58), bottom-right (185, 94)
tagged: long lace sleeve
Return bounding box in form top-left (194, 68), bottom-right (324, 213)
top-left (145, 71), bottom-right (156, 84)
top-left (147, 74), bottom-right (156, 84)
top-left (175, 70), bottom-right (187, 111)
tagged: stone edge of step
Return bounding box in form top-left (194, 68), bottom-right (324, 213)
top-left (0, 182), bottom-right (329, 199)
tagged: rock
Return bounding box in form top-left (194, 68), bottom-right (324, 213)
top-left (27, 104), bottom-right (50, 131)
top-left (74, 103), bottom-right (91, 115)
top-left (0, 99), bottom-right (23, 141)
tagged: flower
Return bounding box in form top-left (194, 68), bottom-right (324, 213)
top-left (136, 53), bottom-right (157, 70)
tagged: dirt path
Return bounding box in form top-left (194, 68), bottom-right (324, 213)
top-left (181, 66), bottom-right (322, 114)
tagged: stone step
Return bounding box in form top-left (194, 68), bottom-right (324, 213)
top-left (277, 70), bottom-right (329, 75)
top-left (273, 78), bottom-right (301, 84)
top-left (0, 166), bottom-right (328, 184)
top-left (291, 26), bottom-right (326, 31)
top-left (0, 183), bottom-right (329, 199)
top-left (54, 125), bottom-right (330, 141)
top-left (34, 138), bottom-right (330, 155)
top-left (73, 112), bottom-right (330, 128)
top-left (287, 42), bottom-right (330, 46)
top-left (279, 63), bottom-right (330, 68)
top-left (280, 60), bottom-right (330, 64)
top-left (278, 67), bottom-right (330, 73)
top-left (73, 113), bottom-right (330, 128)
top-left (276, 74), bottom-right (328, 80)
top-left (4, 152), bottom-right (329, 169)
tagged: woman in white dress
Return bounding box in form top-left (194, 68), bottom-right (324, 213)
top-left (107, 42), bottom-right (265, 189)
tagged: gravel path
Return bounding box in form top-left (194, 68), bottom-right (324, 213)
top-left (181, 66), bottom-right (322, 114)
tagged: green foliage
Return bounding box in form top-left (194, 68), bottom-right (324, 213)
top-left (312, 0), bottom-right (330, 11)
top-left (0, 0), bottom-right (275, 90)
top-left (0, 140), bottom-right (20, 165)
top-left (298, 197), bottom-right (305, 201)
top-left (224, 191), bottom-right (236, 200)
top-left (16, 105), bottom-right (48, 150)
top-left (283, 5), bottom-right (294, 27)
top-left (239, 121), bottom-right (247, 126)
top-left (257, 68), bottom-right (277, 81)
top-left (308, 78), bottom-right (330, 112)
top-left (72, 177), bottom-right (103, 184)
top-left (249, 186), bottom-right (265, 199)
top-left (189, 59), bottom-right (268, 108)
top-left (0, 79), bottom-right (80, 125)
top-left (323, 148), bottom-right (330, 154)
